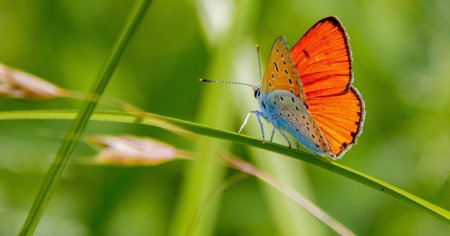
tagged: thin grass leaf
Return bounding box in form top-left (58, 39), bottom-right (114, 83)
top-left (224, 156), bottom-right (355, 236)
top-left (1, 109), bottom-right (448, 224)
top-left (17, 1), bottom-right (152, 235)
top-left (0, 63), bottom-right (192, 138)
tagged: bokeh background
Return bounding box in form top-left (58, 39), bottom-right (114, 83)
top-left (0, 0), bottom-right (449, 235)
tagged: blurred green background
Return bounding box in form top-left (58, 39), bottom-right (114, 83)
top-left (0, 0), bottom-right (449, 235)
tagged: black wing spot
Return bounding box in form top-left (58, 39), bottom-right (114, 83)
top-left (283, 60), bottom-right (286, 65)
top-left (290, 89), bottom-right (294, 94)
top-left (284, 69), bottom-right (289, 75)
top-left (279, 112), bottom-right (282, 116)
top-left (307, 127), bottom-right (310, 130)
top-left (296, 128), bottom-right (299, 132)
top-left (273, 62), bottom-right (279, 72)
top-left (315, 144), bottom-right (320, 148)
top-left (276, 48), bottom-right (280, 53)
top-left (291, 97), bottom-right (295, 103)
top-left (302, 116), bottom-right (305, 119)
top-left (306, 122), bottom-right (309, 125)
top-left (271, 72), bottom-right (275, 79)
top-left (295, 106), bottom-right (299, 111)
top-left (288, 78), bottom-right (293, 84)
top-left (287, 113), bottom-right (290, 117)
top-left (303, 49), bottom-right (310, 57)
top-left (280, 96), bottom-right (284, 101)
top-left (274, 101), bottom-right (277, 105)
top-left (269, 82), bottom-right (272, 87)
top-left (312, 134), bottom-right (315, 139)
top-left (280, 53), bottom-right (283, 57)
top-left (262, 102), bottom-right (266, 109)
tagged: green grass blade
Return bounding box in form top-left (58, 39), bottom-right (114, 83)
top-left (2, 109), bottom-right (449, 224)
top-left (17, 1), bottom-right (152, 235)
top-left (0, 110), bottom-right (450, 223)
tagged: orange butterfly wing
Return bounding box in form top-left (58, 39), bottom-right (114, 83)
top-left (261, 37), bottom-right (306, 104)
top-left (291, 16), bottom-right (365, 158)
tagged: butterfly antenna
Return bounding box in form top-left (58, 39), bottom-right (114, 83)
top-left (199, 78), bottom-right (257, 90)
top-left (256, 44), bottom-right (262, 82)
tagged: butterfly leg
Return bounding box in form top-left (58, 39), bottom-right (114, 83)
top-left (270, 127), bottom-right (276, 142)
top-left (270, 126), bottom-right (292, 148)
top-left (276, 128), bottom-right (291, 149)
top-left (238, 111), bottom-right (253, 133)
top-left (239, 110), bottom-right (266, 143)
top-left (254, 111), bottom-right (266, 143)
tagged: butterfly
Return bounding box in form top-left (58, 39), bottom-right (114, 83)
top-left (200, 16), bottom-right (365, 159)
top-left (201, 16), bottom-right (364, 159)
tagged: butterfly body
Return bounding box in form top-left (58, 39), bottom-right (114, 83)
top-left (256, 88), bottom-right (329, 155)
top-left (245, 16), bottom-right (365, 159)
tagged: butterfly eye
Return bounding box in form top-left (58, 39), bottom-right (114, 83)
top-left (254, 89), bottom-right (260, 98)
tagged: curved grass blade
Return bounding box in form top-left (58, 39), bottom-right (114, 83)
top-left (1, 109), bottom-right (448, 224)
top-left (224, 156), bottom-right (355, 235)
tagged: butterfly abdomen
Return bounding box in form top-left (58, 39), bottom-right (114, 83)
top-left (258, 90), bottom-right (330, 155)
